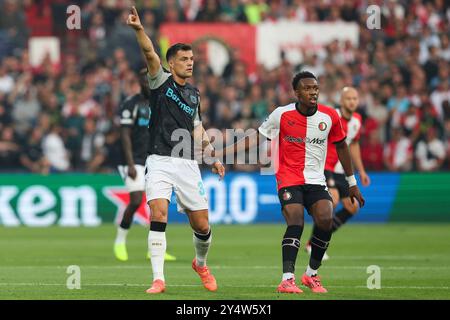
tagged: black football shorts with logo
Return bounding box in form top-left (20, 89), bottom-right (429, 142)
top-left (324, 170), bottom-right (350, 198)
top-left (277, 184), bottom-right (333, 214)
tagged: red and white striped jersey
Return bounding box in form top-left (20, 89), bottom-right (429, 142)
top-left (325, 109), bottom-right (362, 174)
top-left (259, 103), bottom-right (346, 190)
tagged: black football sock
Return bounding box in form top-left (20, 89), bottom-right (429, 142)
top-left (282, 225), bottom-right (303, 276)
top-left (309, 224), bottom-right (332, 270)
top-left (332, 208), bottom-right (354, 233)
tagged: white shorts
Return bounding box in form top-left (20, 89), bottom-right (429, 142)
top-left (117, 164), bottom-right (146, 193)
top-left (145, 154), bottom-right (208, 213)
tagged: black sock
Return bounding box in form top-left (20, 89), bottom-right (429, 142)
top-left (119, 220), bottom-right (131, 229)
top-left (332, 208), bottom-right (354, 232)
top-left (282, 225), bottom-right (303, 274)
top-left (309, 224), bottom-right (332, 270)
top-left (194, 229), bottom-right (211, 241)
top-left (150, 221), bottom-right (167, 232)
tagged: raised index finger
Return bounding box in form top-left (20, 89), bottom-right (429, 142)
top-left (131, 6), bottom-right (138, 15)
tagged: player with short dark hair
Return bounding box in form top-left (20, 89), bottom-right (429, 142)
top-left (127, 6), bottom-right (224, 294)
top-left (114, 69), bottom-right (176, 263)
top-left (261, 72), bottom-right (365, 293)
top-left (217, 71), bottom-right (365, 293)
top-left (305, 87), bottom-right (371, 260)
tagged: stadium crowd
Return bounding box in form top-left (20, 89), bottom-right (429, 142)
top-left (0, 0), bottom-right (449, 173)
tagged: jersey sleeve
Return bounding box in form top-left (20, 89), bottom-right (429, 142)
top-left (353, 113), bottom-right (362, 142)
top-left (119, 97), bottom-right (136, 127)
top-left (193, 91), bottom-right (202, 127)
top-left (147, 65), bottom-right (171, 90)
top-left (329, 109), bottom-right (346, 144)
top-left (258, 108), bottom-right (281, 140)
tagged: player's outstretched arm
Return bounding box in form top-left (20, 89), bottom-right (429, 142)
top-left (336, 140), bottom-right (365, 207)
top-left (349, 141), bottom-right (370, 186)
top-left (214, 130), bottom-right (261, 160)
top-left (127, 6), bottom-right (161, 77)
top-left (193, 124), bottom-right (225, 180)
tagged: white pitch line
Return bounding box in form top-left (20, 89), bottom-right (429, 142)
top-left (0, 283), bottom-right (448, 290)
top-left (2, 265), bottom-right (450, 270)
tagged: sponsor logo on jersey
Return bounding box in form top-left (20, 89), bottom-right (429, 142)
top-left (165, 87), bottom-right (195, 116)
top-left (284, 135), bottom-right (326, 145)
top-left (138, 118), bottom-right (150, 126)
top-left (318, 122), bottom-right (327, 131)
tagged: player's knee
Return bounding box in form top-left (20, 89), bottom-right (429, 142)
top-left (129, 194), bottom-right (142, 208)
top-left (315, 215), bottom-right (333, 231)
top-left (193, 224), bottom-right (210, 235)
top-left (149, 203), bottom-right (168, 221)
top-left (127, 203), bottom-right (140, 213)
top-left (282, 207), bottom-right (304, 226)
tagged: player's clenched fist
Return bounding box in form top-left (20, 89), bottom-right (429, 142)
top-left (127, 6), bottom-right (143, 30)
top-left (349, 185), bottom-right (365, 208)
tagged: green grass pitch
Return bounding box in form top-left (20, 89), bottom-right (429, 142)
top-left (0, 224), bottom-right (449, 300)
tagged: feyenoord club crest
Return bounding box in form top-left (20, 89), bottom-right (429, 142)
top-left (283, 191), bottom-right (292, 201)
top-left (318, 122), bottom-right (327, 131)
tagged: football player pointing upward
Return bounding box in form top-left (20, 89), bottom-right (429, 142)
top-left (127, 6), bottom-right (224, 294)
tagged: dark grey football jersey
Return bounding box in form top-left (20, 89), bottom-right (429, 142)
top-left (119, 93), bottom-right (151, 165)
top-left (147, 66), bottom-right (201, 160)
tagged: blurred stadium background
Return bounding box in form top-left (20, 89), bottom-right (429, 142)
top-left (0, 0), bottom-right (450, 300)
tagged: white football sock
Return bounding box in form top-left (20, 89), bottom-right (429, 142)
top-left (148, 230), bottom-right (166, 282)
top-left (306, 265), bottom-right (318, 277)
top-left (115, 226), bottom-right (128, 245)
top-left (193, 229), bottom-right (211, 267)
top-left (282, 272), bottom-right (295, 281)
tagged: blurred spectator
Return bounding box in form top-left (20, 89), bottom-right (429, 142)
top-left (80, 117), bottom-right (106, 172)
top-left (0, 0), bottom-right (29, 51)
top-left (384, 128), bottom-right (413, 172)
top-left (415, 128), bottom-right (446, 171)
top-left (361, 130), bottom-right (384, 171)
top-left (0, 125), bottom-right (21, 170)
top-left (42, 124), bottom-right (70, 172)
top-left (0, 62), bottom-right (14, 94)
top-left (196, 0), bottom-right (222, 22)
top-left (417, 99), bottom-right (444, 140)
top-left (9, 73), bottom-right (41, 134)
top-left (244, 0), bottom-right (269, 24)
top-left (430, 80), bottom-right (450, 120)
top-left (400, 105), bottom-right (421, 142)
top-left (221, 0), bottom-right (247, 22)
top-left (20, 127), bottom-right (50, 174)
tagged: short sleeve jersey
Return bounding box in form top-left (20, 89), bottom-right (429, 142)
top-left (119, 93), bottom-right (151, 165)
top-left (147, 66), bottom-right (201, 159)
top-left (325, 109), bottom-right (362, 174)
top-left (258, 103), bottom-right (346, 190)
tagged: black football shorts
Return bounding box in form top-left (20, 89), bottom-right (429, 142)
top-left (278, 184), bottom-right (333, 215)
